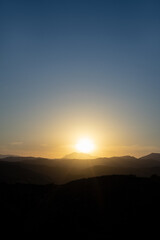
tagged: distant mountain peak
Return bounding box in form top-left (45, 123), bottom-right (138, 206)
top-left (63, 152), bottom-right (95, 159)
top-left (139, 153), bottom-right (160, 160)
top-left (0, 154), bottom-right (19, 159)
top-left (111, 155), bottom-right (137, 160)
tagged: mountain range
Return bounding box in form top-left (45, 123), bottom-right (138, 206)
top-left (1, 152), bottom-right (160, 238)
top-left (63, 152), bottom-right (95, 159)
top-left (0, 152), bottom-right (160, 184)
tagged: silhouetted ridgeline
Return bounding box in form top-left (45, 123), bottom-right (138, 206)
top-left (1, 153), bottom-right (160, 184)
top-left (0, 175), bottom-right (160, 239)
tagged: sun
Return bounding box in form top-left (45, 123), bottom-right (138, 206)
top-left (75, 138), bottom-right (95, 153)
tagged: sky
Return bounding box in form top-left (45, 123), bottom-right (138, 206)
top-left (1, 0), bottom-right (160, 158)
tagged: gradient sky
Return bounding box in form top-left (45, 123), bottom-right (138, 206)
top-left (1, 0), bottom-right (160, 158)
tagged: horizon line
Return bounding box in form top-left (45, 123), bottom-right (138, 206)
top-left (1, 152), bottom-right (160, 160)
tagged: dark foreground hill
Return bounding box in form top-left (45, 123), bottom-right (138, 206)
top-left (0, 175), bottom-right (160, 239)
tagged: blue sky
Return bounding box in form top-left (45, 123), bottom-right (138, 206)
top-left (1, 0), bottom-right (160, 157)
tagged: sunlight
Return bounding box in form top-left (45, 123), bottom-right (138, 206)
top-left (75, 138), bottom-right (95, 153)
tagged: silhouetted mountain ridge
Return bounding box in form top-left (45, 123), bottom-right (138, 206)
top-left (63, 152), bottom-right (95, 159)
top-left (139, 153), bottom-right (160, 160)
top-left (0, 154), bottom-right (19, 159)
top-left (0, 161), bottom-right (51, 184)
top-left (1, 153), bottom-right (160, 184)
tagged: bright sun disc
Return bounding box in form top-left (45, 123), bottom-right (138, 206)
top-left (75, 138), bottom-right (94, 153)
